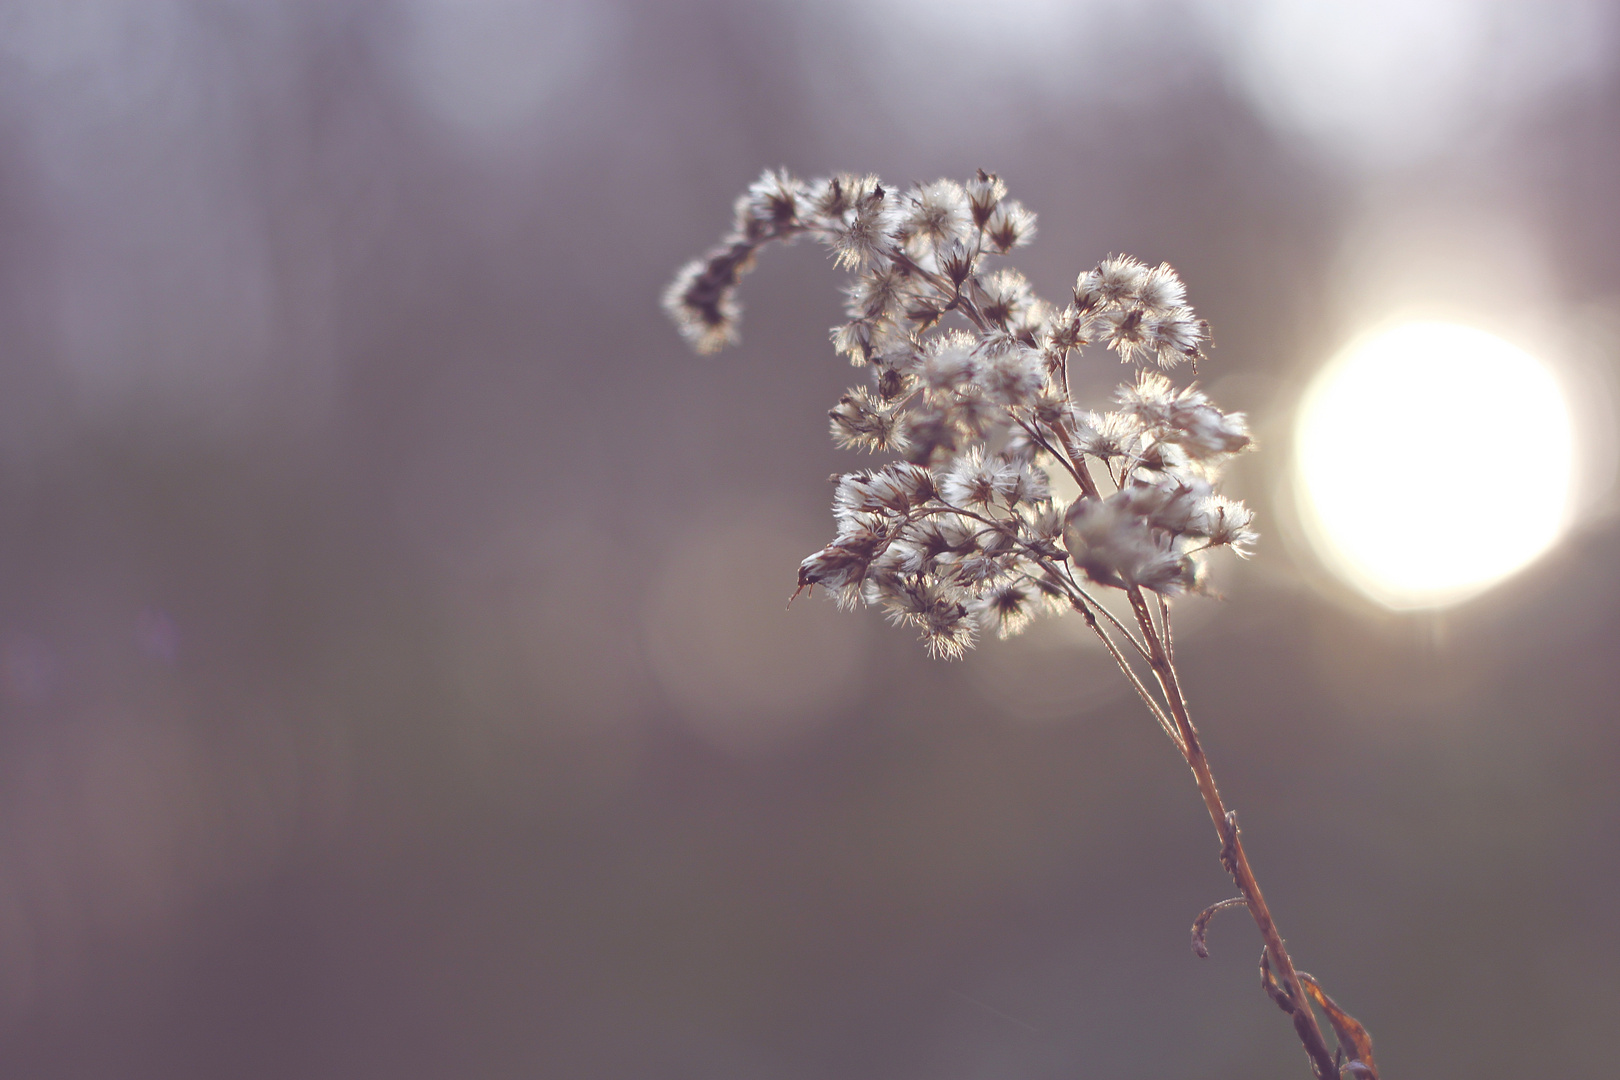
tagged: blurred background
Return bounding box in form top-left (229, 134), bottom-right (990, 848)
top-left (0, 1), bottom-right (1617, 1076)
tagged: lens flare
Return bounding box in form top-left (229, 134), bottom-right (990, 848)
top-left (1294, 321), bottom-right (1575, 609)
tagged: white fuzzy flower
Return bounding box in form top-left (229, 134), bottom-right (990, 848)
top-left (1076, 255), bottom-right (1148, 310)
top-left (1120, 373), bottom-right (1250, 457)
top-left (830, 315), bottom-right (913, 365)
top-left (979, 268), bottom-right (1035, 328)
top-left (900, 514), bottom-right (976, 566)
top-left (868, 573), bottom-right (976, 660)
top-left (984, 200), bottom-right (1037, 253)
top-left (1070, 409), bottom-right (1143, 460)
top-left (900, 179), bottom-right (972, 250)
top-left (828, 386), bottom-right (909, 454)
top-left (1141, 307), bottom-right (1207, 368)
top-left (1169, 397), bottom-right (1249, 457)
top-left (965, 169), bottom-right (1008, 227)
top-left (1121, 475), bottom-right (1212, 534)
top-left (1136, 263), bottom-right (1187, 313)
top-left (969, 580), bottom-right (1038, 639)
top-left (1041, 304), bottom-right (1091, 353)
top-left (798, 522), bottom-right (887, 609)
top-left (976, 346), bottom-right (1046, 406)
top-left (834, 463), bottom-right (938, 523)
top-left (995, 461), bottom-right (1051, 506)
top-left (845, 261), bottom-right (913, 320)
top-left (941, 446), bottom-right (1014, 507)
top-left (1022, 499), bottom-right (1068, 542)
top-left (662, 250), bottom-right (746, 354)
top-left (920, 330), bottom-right (979, 394)
top-left (810, 174), bottom-right (900, 270)
top-left (1063, 493), bottom-right (1196, 594)
top-left (1118, 370), bottom-right (1177, 413)
top-left (937, 547), bottom-right (1016, 588)
top-left (1193, 495), bottom-right (1258, 556)
top-left (1099, 307), bottom-right (1157, 366)
top-left (735, 167), bottom-right (809, 238)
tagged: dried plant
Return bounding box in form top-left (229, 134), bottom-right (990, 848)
top-left (665, 168), bottom-right (1378, 1080)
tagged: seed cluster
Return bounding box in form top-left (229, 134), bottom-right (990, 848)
top-left (665, 169), bottom-right (1257, 659)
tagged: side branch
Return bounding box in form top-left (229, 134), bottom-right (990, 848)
top-left (1191, 896), bottom-right (1246, 959)
top-left (1068, 597), bottom-right (1182, 752)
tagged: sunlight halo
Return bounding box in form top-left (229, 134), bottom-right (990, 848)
top-left (1294, 321), bottom-right (1575, 609)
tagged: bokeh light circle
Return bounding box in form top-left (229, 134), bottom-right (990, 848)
top-left (1294, 321), bottom-right (1575, 610)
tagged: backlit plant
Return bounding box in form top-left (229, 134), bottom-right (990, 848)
top-left (665, 168), bottom-right (1378, 1080)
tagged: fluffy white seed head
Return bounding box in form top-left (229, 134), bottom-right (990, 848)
top-left (941, 446), bottom-right (1013, 508)
top-left (900, 179), bottom-right (973, 251)
top-left (665, 168), bottom-right (1257, 659)
top-left (920, 330), bottom-right (980, 395)
top-left (965, 169), bottom-right (1008, 227)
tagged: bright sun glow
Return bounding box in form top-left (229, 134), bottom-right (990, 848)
top-left (1295, 321), bottom-right (1575, 610)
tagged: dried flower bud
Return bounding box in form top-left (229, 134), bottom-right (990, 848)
top-left (984, 201), bottom-right (1037, 253)
top-left (735, 167), bottom-right (809, 239)
top-left (978, 268), bottom-right (1034, 328)
top-left (919, 330), bottom-right (979, 394)
top-left (829, 386), bottom-right (908, 453)
top-left (938, 239), bottom-right (976, 287)
top-left (824, 180), bottom-right (898, 271)
top-left (899, 179), bottom-right (973, 251)
top-left (969, 581), bottom-right (1038, 639)
top-left (1136, 263), bottom-right (1188, 312)
top-left (1120, 373), bottom-right (1251, 457)
top-left (1076, 255), bottom-right (1149, 310)
top-left (1063, 493), bottom-right (1197, 594)
top-left (1193, 495), bottom-right (1258, 556)
top-left (976, 346), bottom-right (1046, 406)
top-left (966, 169), bottom-right (1008, 227)
top-left (662, 243), bottom-right (753, 354)
top-left (941, 446), bottom-right (1012, 508)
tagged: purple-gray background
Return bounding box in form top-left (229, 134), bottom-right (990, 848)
top-left (0, 2), bottom-right (1617, 1077)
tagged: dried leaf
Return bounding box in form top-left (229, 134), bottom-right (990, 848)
top-left (1298, 973), bottom-right (1378, 1080)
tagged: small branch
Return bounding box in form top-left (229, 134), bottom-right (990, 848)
top-left (1043, 425), bottom-right (1102, 502)
top-left (1067, 598), bottom-right (1183, 752)
top-left (1074, 603), bottom-right (1182, 748)
top-left (1012, 414), bottom-right (1087, 492)
top-left (888, 248), bottom-right (990, 331)
top-left (1058, 569), bottom-right (1152, 662)
top-left (1191, 896), bottom-right (1248, 959)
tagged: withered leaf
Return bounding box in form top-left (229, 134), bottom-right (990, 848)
top-left (1298, 973), bottom-right (1378, 1080)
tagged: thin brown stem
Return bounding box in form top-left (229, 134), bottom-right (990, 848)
top-left (1068, 448), bottom-right (1102, 501)
top-left (1125, 586), bottom-right (1338, 1080)
top-left (1012, 414), bottom-right (1087, 492)
top-left (1156, 592), bottom-right (1175, 669)
top-left (887, 248), bottom-right (991, 331)
top-left (1068, 597), bottom-right (1183, 751)
top-left (1066, 577), bottom-right (1151, 662)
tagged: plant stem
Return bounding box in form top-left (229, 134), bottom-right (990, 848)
top-left (1068, 597), bottom-right (1183, 751)
top-left (1125, 587), bottom-right (1339, 1080)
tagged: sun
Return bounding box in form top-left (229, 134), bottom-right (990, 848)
top-left (1293, 321), bottom-right (1575, 610)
